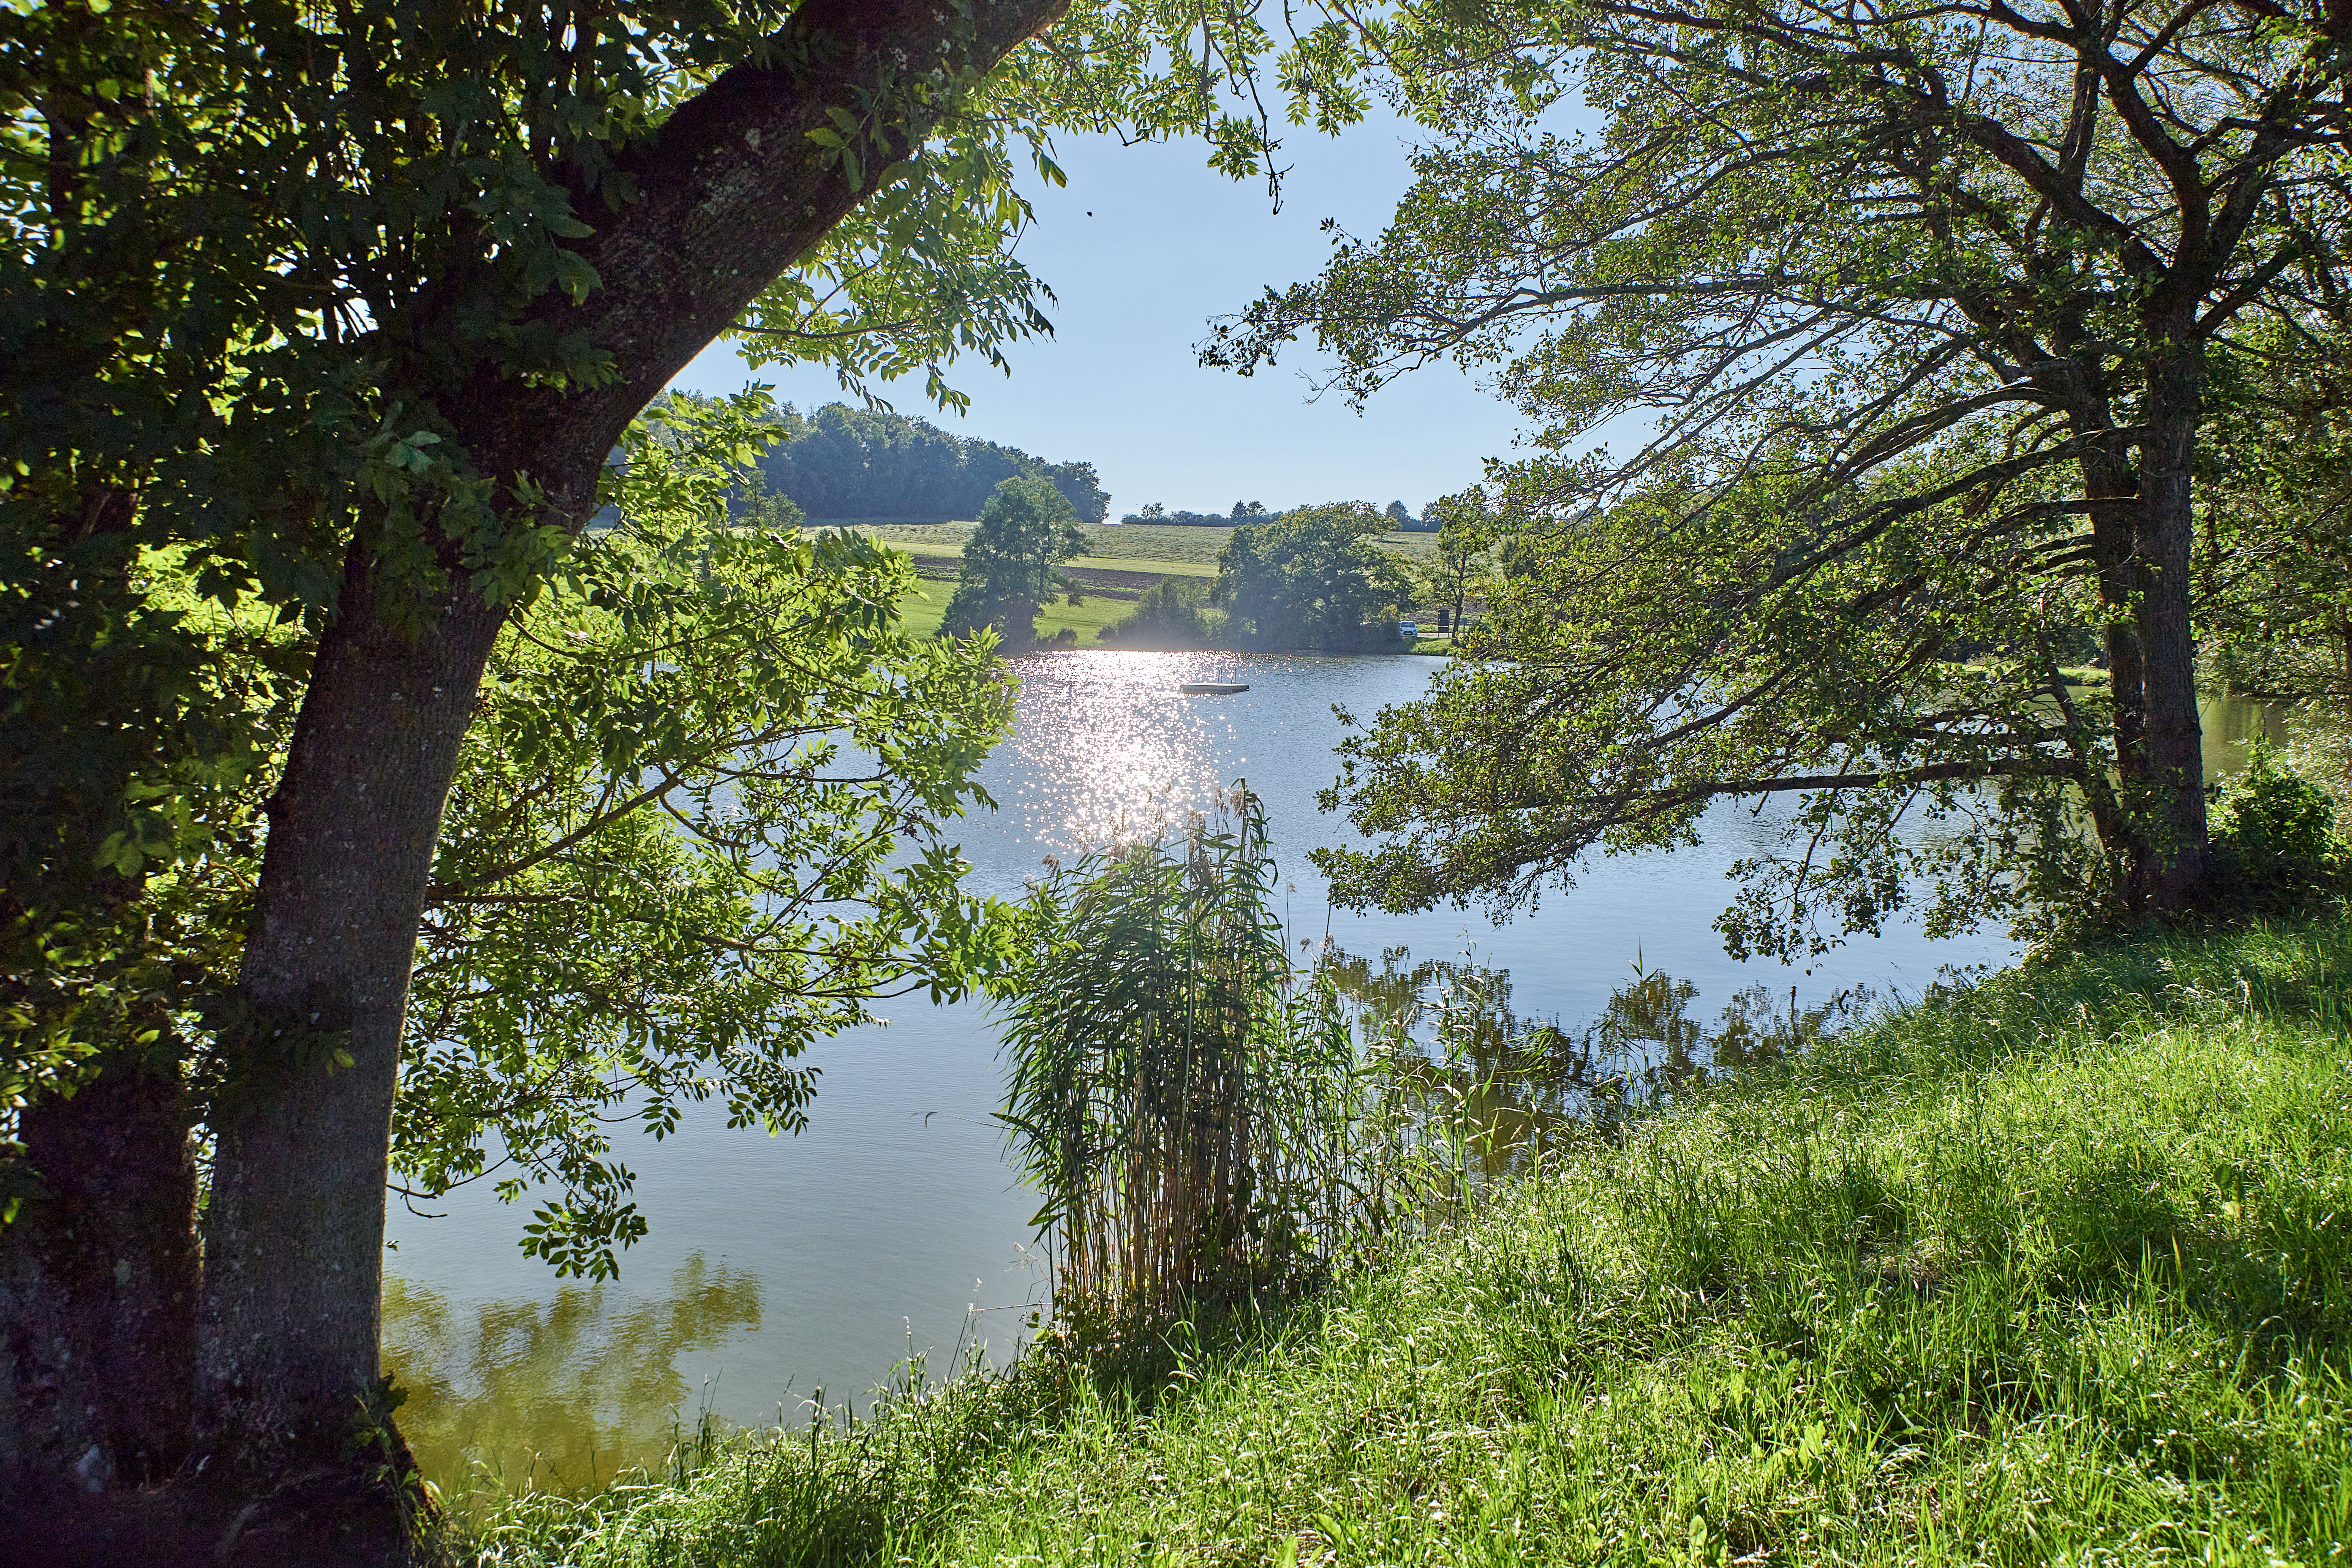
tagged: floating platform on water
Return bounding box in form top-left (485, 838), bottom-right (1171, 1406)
top-left (1178, 682), bottom-right (1250, 695)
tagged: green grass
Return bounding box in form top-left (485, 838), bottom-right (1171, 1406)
top-left (816, 520), bottom-right (978, 547)
top-left (893, 580), bottom-right (950, 640)
top-left (455, 917), bottom-right (2352, 1567)
top-left (1078, 523), bottom-right (1231, 567)
top-left (888, 584), bottom-right (1133, 647)
top-left (1066, 554), bottom-right (1217, 578)
top-left (1035, 593), bottom-right (1131, 645)
top-left (840, 521), bottom-right (1436, 651)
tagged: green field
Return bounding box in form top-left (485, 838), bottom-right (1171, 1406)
top-left (821, 520), bottom-right (978, 553)
top-left (893, 579), bottom-right (950, 639)
top-left (852, 519), bottom-right (1448, 648)
top-left (818, 520), bottom-right (1437, 577)
top-left (892, 581), bottom-right (1138, 647)
top-left (1068, 553), bottom-right (1217, 577)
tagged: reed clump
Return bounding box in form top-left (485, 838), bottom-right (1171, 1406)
top-left (994, 787), bottom-right (1394, 1348)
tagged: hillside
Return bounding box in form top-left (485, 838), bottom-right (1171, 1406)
top-left (837, 520), bottom-right (1444, 648)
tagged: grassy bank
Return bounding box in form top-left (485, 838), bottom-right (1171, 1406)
top-left (890, 579), bottom-right (1456, 652)
top-left (828, 519), bottom-right (1443, 570)
top-left (458, 916), bottom-right (2352, 1565)
top-left (834, 521), bottom-right (1431, 575)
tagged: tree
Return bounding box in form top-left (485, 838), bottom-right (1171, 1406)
top-left (1383, 498), bottom-right (1412, 527)
top-left (398, 402), bottom-right (1012, 1285)
top-left (1101, 575), bottom-right (1219, 648)
top-left (1416, 491), bottom-right (1493, 635)
top-left (0, 0), bottom-right (1379, 1546)
top-left (733, 467), bottom-right (811, 534)
top-left (2191, 295), bottom-right (2352, 809)
top-left (2201, 314), bottom-right (2352, 716)
top-left (6, 393), bottom-right (1014, 1538)
top-left (1211, 0), bottom-right (2352, 937)
top-left (942, 474), bottom-right (1089, 649)
top-left (1215, 501), bottom-right (1412, 651)
top-left (0, 2), bottom-right (331, 1510)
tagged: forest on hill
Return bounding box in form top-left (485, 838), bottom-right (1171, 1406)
top-left (748, 401), bottom-right (1109, 523)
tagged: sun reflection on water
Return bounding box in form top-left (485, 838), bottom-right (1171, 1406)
top-left (994, 650), bottom-right (1269, 856)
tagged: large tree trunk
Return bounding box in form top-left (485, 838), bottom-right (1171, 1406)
top-left (2133, 346), bottom-right (2211, 906)
top-left (192, 570), bottom-right (504, 1555)
top-left (0, 498), bottom-right (207, 1545)
top-left (2082, 455), bottom-right (2154, 901)
top-left (188, 0), bottom-right (1070, 1547)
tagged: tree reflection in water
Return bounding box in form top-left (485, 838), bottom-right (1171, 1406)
top-left (383, 1252), bottom-right (761, 1504)
top-left (1324, 946), bottom-right (1871, 1185)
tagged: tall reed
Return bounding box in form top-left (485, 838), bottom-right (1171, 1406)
top-left (996, 787), bottom-right (1380, 1336)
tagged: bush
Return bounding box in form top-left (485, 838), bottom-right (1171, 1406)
top-left (2212, 739), bottom-right (2344, 889)
top-left (939, 476), bottom-right (1086, 652)
top-left (1099, 577), bottom-right (1217, 649)
top-left (1214, 503), bottom-right (1412, 652)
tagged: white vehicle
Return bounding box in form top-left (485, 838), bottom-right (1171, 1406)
top-left (1398, 620), bottom-right (1420, 640)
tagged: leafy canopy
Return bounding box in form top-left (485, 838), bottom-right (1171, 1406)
top-left (942, 474), bottom-right (1088, 651)
top-left (1, 0), bottom-right (1395, 1164)
top-left (396, 397), bottom-right (1016, 1279)
top-left (1213, 0), bottom-right (2352, 942)
top-left (1215, 501), bottom-right (1411, 653)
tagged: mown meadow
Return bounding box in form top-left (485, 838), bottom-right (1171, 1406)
top-left (832, 520), bottom-right (1448, 648)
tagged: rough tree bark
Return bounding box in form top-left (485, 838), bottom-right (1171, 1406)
top-left (1, 495), bottom-right (210, 1539)
top-left (188, 0), bottom-right (1070, 1546)
top-left (191, 570), bottom-right (506, 1562)
top-left (0, 1056), bottom-right (198, 1510)
top-left (2081, 454), bottom-right (2156, 897)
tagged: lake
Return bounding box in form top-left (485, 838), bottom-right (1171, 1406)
top-left (384, 651), bottom-right (2274, 1497)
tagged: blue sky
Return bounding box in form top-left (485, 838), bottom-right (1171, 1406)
top-left (666, 114), bottom-right (1530, 520)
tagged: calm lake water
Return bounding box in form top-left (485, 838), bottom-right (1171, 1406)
top-left (384, 651), bottom-right (2277, 1495)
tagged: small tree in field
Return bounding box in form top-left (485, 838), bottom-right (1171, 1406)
top-left (1418, 492), bottom-right (1492, 635)
top-left (942, 475), bottom-right (1089, 651)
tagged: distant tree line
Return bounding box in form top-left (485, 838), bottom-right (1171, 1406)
top-left (1119, 498), bottom-right (1436, 531)
top-left (744, 401), bottom-right (1109, 523)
